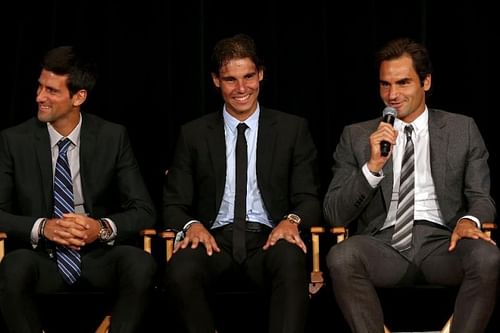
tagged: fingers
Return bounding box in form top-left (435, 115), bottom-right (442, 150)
top-left (44, 219), bottom-right (86, 248)
top-left (50, 232), bottom-right (85, 249)
top-left (61, 213), bottom-right (91, 230)
top-left (55, 219), bottom-right (89, 241)
top-left (371, 123), bottom-right (397, 149)
top-left (263, 231), bottom-right (306, 253)
top-left (449, 228), bottom-right (496, 252)
top-left (476, 232), bottom-right (497, 246)
top-left (448, 233), bottom-right (459, 251)
top-left (174, 233), bottom-right (220, 256)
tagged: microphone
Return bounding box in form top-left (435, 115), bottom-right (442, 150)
top-left (380, 106), bottom-right (397, 157)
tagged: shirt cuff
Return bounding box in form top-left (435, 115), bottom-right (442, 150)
top-left (362, 163), bottom-right (384, 188)
top-left (458, 216), bottom-right (481, 229)
top-left (101, 218), bottom-right (117, 244)
top-left (174, 220), bottom-right (201, 246)
top-left (31, 218), bottom-right (46, 248)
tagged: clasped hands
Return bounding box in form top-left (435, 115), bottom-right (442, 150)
top-left (43, 213), bottom-right (101, 250)
top-left (174, 219), bottom-right (306, 256)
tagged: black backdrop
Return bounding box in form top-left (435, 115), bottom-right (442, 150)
top-left (2, 0), bottom-right (496, 225)
top-left (1, 1), bottom-right (497, 332)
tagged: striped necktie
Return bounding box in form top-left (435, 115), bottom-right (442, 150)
top-left (53, 138), bottom-right (81, 284)
top-left (392, 125), bottom-right (415, 252)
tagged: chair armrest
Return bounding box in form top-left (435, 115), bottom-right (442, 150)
top-left (0, 232), bottom-right (7, 262)
top-left (330, 226), bottom-right (348, 243)
top-left (140, 229), bottom-right (157, 254)
top-left (482, 222), bottom-right (497, 238)
top-left (159, 230), bottom-right (176, 262)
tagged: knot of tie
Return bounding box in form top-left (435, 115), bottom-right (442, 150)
top-left (58, 138), bottom-right (72, 155)
top-left (404, 125), bottom-right (413, 140)
top-left (237, 122), bottom-right (248, 134)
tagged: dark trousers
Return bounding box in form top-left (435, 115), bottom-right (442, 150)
top-left (0, 245), bottom-right (157, 333)
top-left (326, 222), bottom-right (500, 333)
top-left (165, 226), bottom-right (309, 333)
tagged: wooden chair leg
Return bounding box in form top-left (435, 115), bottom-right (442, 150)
top-left (383, 324), bottom-right (391, 333)
top-left (441, 314), bottom-right (453, 333)
top-left (309, 227), bottom-right (325, 296)
top-left (95, 315), bottom-right (111, 333)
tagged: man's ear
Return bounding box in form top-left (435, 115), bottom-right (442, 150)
top-left (72, 89), bottom-right (87, 107)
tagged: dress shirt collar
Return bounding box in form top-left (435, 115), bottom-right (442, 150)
top-left (394, 106), bottom-right (429, 135)
top-left (223, 104), bottom-right (260, 134)
top-left (47, 113), bottom-right (82, 149)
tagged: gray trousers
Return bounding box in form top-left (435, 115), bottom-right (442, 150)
top-left (326, 222), bottom-right (500, 333)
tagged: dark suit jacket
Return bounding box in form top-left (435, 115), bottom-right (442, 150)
top-left (0, 113), bottom-right (155, 247)
top-left (163, 107), bottom-right (321, 231)
top-left (324, 108), bottom-right (496, 234)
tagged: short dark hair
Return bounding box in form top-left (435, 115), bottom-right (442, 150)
top-left (41, 46), bottom-right (98, 96)
top-left (210, 34), bottom-right (264, 76)
top-left (376, 37), bottom-right (432, 86)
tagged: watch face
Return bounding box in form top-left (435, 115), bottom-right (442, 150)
top-left (99, 227), bottom-right (112, 241)
top-left (287, 214), bottom-right (301, 224)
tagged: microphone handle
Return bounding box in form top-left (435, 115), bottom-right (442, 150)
top-left (380, 141), bottom-right (391, 156)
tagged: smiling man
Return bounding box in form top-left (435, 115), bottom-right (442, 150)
top-left (0, 46), bottom-right (156, 333)
top-left (324, 37), bottom-right (499, 333)
top-left (163, 34), bottom-right (321, 333)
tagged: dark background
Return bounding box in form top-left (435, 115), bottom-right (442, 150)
top-left (1, 1), bottom-right (497, 332)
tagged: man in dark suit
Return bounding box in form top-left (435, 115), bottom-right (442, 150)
top-left (324, 37), bottom-right (500, 333)
top-left (163, 34), bottom-right (321, 333)
top-left (0, 46), bottom-right (157, 333)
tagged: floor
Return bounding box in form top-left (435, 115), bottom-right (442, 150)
top-left (1, 286), bottom-right (498, 332)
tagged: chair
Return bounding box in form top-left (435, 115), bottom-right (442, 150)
top-left (327, 222), bottom-right (498, 333)
top-left (0, 229), bottom-right (157, 333)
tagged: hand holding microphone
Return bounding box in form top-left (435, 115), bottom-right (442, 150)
top-left (380, 106), bottom-right (397, 157)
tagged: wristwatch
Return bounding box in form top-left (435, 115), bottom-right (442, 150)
top-left (284, 213), bottom-right (301, 225)
top-left (97, 218), bottom-right (113, 242)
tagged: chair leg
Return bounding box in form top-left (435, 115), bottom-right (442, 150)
top-left (95, 315), bottom-right (111, 333)
top-left (441, 314), bottom-right (453, 333)
top-left (384, 324), bottom-right (391, 333)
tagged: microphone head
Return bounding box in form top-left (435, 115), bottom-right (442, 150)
top-left (382, 106), bottom-right (397, 117)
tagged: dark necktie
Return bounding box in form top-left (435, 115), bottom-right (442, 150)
top-left (392, 125), bottom-right (415, 251)
top-left (233, 123), bottom-right (248, 263)
top-left (54, 138), bottom-right (81, 284)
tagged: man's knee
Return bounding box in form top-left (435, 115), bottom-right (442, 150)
top-left (472, 243), bottom-right (500, 278)
top-left (326, 239), bottom-right (365, 276)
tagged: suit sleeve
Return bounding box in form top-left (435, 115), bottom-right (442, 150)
top-left (287, 118), bottom-right (322, 229)
top-left (0, 131), bottom-right (40, 243)
top-left (95, 127), bottom-right (157, 242)
top-left (461, 119), bottom-right (496, 222)
top-left (162, 126), bottom-right (196, 231)
top-left (323, 125), bottom-right (379, 227)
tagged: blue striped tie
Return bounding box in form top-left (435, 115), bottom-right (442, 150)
top-left (54, 138), bottom-right (81, 284)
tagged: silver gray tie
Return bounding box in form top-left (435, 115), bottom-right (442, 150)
top-left (392, 125), bottom-right (415, 251)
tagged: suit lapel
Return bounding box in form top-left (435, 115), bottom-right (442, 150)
top-left (428, 110), bottom-right (447, 198)
top-left (382, 156), bottom-right (394, 211)
top-left (206, 114), bottom-right (227, 211)
top-left (79, 113), bottom-right (97, 209)
top-left (34, 123), bottom-right (54, 212)
top-left (256, 109), bottom-right (277, 187)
